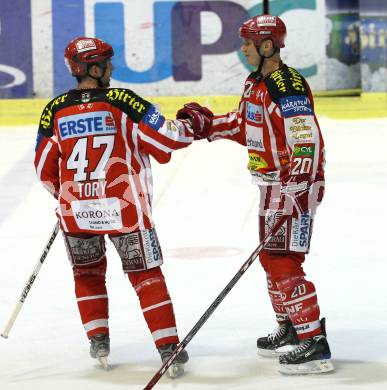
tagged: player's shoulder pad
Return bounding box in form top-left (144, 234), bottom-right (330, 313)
top-left (265, 65), bottom-right (308, 104)
top-left (265, 66), bottom-right (314, 118)
top-left (105, 88), bottom-right (152, 123)
top-left (38, 93), bottom-right (69, 137)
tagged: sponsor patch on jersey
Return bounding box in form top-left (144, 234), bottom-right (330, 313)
top-left (141, 228), bottom-right (163, 265)
top-left (246, 124), bottom-right (265, 152)
top-left (58, 111), bottom-right (117, 140)
top-left (292, 132), bottom-right (313, 141)
top-left (248, 153), bottom-right (268, 171)
top-left (279, 95), bottom-right (313, 118)
top-left (290, 212), bottom-right (311, 252)
top-left (71, 197), bottom-right (123, 231)
top-left (246, 102), bottom-right (263, 124)
top-left (285, 115), bottom-right (315, 142)
top-left (264, 211), bottom-right (288, 251)
top-left (293, 144), bottom-right (315, 157)
top-left (247, 136), bottom-right (264, 152)
top-left (142, 105), bottom-right (165, 130)
top-left (289, 116), bottom-right (312, 133)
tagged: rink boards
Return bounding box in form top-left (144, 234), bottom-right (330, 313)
top-left (0, 93), bottom-right (386, 127)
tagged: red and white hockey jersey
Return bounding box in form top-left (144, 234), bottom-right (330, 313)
top-left (34, 88), bottom-right (193, 234)
top-left (207, 64), bottom-right (325, 185)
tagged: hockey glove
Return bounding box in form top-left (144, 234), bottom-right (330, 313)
top-left (176, 102), bottom-right (213, 140)
top-left (280, 174), bottom-right (311, 217)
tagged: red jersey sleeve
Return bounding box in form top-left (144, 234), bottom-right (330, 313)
top-left (34, 99), bottom-right (61, 198)
top-left (205, 95), bottom-right (246, 146)
top-left (137, 105), bottom-right (194, 163)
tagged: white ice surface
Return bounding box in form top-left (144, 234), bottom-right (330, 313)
top-left (1, 117), bottom-right (387, 389)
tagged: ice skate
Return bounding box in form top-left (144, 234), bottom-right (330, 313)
top-left (158, 343), bottom-right (189, 379)
top-left (278, 318), bottom-right (334, 375)
top-left (257, 320), bottom-right (299, 357)
top-left (90, 333), bottom-right (110, 370)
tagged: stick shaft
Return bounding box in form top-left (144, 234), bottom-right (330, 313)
top-left (1, 221), bottom-right (60, 338)
top-left (143, 215), bottom-right (287, 389)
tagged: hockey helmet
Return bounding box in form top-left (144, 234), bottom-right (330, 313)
top-left (64, 37), bottom-right (114, 77)
top-left (239, 14), bottom-right (286, 49)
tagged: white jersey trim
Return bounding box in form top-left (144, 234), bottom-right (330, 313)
top-left (36, 141), bottom-right (53, 180)
top-left (210, 127), bottom-right (240, 141)
top-left (263, 95), bottom-right (281, 171)
top-left (84, 319), bottom-right (108, 332)
top-left (283, 292), bottom-right (317, 306)
top-left (131, 123), bottom-right (153, 226)
top-left (77, 294), bottom-right (108, 302)
top-left (143, 299), bottom-right (172, 313)
top-left (121, 114), bottom-right (144, 229)
top-left (152, 327), bottom-right (178, 342)
top-left (294, 320), bottom-right (321, 335)
top-left (139, 131), bottom-right (175, 153)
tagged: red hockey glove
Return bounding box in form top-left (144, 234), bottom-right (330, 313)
top-left (176, 102), bottom-right (213, 140)
top-left (280, 174), bottom-right (311, 217)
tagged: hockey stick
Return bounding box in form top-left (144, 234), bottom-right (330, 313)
top-left (1, 221), bottom-right (60, 338)
top-left (143, 214), bottom-right (287, 389)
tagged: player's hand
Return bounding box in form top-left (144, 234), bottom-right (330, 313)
top-left (176, 102), bottom-right (213, 140)
top-left (280, 174), bottom-right (311, 217)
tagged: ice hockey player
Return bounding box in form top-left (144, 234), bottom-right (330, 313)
top-left (34, 37), bottom-right (210, 377)
top-left (176, 15), bottom-right (334, 375)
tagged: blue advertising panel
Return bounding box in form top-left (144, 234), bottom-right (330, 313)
top-left (359, 0), bottom-right (387, 91)
top-left (53, 0), bottom-right (84, 95)
top-left (326, 0), bottom-right (360, 66)
top-left (0, 0), bottom-right (33, 98)
top-left (359, 0), bottom-right (387, 15)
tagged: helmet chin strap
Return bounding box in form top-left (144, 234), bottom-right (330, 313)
top-left (255, 44), bottom-right (279, 81)
top-left (87, 62), bottom-right (108, 87)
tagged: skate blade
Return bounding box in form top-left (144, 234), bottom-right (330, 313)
top-left (98, 356), bottom-right (111, 371)
top-left (257, 344), bottom-right (297, 358)
top-left (167, 363), bottom-right (184, 379)
top-left (257, 348), bottom-right (278, 358)
top-left (278, 359), bottom-right (334, 375)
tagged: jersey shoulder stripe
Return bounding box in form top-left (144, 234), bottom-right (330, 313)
top-left (265, 65), bottom-right (308, 104)
top-left (105, 88), bottom-right (151, 123)
top-left (38, 93), bottom-right (69, 137)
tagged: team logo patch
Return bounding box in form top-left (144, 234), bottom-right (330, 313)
top-left (246, 102), bottom-right (263, 124)
top-left (279, 96), bottom-right (313, 118)
top-left (142, 105), bottom-right (165, 130)
top-left (265, 211), bottom-right (288, 251)
top-left (257, 16), bottom-right (276, 27)
top-left (58, 111), bottom-right (117, 140)
top-left (76, 39), bottom-right (97, 53)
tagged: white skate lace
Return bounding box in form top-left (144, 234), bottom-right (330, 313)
top-left (267, 324), bottom-right (287, 342)
top-left (288, 338), bottom-right (312, 357)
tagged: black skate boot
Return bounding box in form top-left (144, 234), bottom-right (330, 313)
top-left (257, 320), bottom-right (299, 357)
top-left (158, 343), bottom-right (189, 379)
top-left (90, 333), bottom-right (110, 370)
top-left (278, 318), bottom-right (334, 375)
